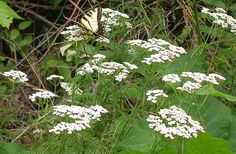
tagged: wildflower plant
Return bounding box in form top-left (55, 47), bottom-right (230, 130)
top-left (2, 70), bottom-right (29, 83)
top-left (201, 7), bottom-right (236, 34)
top-left (2, 3), bottom-right (236, 154)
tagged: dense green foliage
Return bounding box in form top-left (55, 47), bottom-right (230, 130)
top-left (0, 0), bottom-right (236, 153)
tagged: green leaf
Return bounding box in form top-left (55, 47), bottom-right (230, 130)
top-left (0, 141), bottom-right (26, 154)
top-left (18, 35), bottom-right (32, 47)
top-left (199, 96), bottom-right (231, 138)
top-left (185, 133), bottom-right (232, 154)
top-left (228, 115), bottom-right (236, 152)
top-left (0, 85), bottom-right (6, 94)
top-left (50, 0), bottom-right (63, 7)
top-left (10, 29), bottom-right (20, 40)
top-left (202, 0), bottom-right (226, 8)
top-left (118, 120), bottom-right (155, 153)
top-left (18, 21), bottom-right (31, 30)
top-left (60, 43), bottom-right (72, 56)
top-left (0, 1), bottom-right (23, 28)
top-left (197, 86), bottom-right (236, 102)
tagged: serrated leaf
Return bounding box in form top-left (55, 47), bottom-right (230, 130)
top-left (18, 21), bottom-right (31, 30)
top-left (0, 1), bottom-right (23, 28)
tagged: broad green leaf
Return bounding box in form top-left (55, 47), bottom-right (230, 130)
top-left (0, 141), bottom-right (26, 154)
top-left (228, 115), bottom-right (236, 152)
top-left (199, 96), bottom-right (231, 138)
top-left (10, 29), bottom-right (20, 40)
top-left (0, 1), bottom-right (23, 28)
top-left (118, 120), bottom-right (155, 153)
top-left (185, 133), bottom-right (232, 154)
top-left (159, 133), bottom-right (232, 154)
top-left (197, 86), bottom-right (236, 102)
top-left (18, 21), bottom-right (31, 30)
top-left (60, 43), bottom-right (72, 56)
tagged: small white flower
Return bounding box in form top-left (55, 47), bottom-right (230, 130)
top-left (147, 106), bottom-right (204, 139)
top-left (29, 89), bottom-right (58, 102)
top-left (177, 81), bottom-right (202, 93)
top-left (49, 105), bottom-right (108, 134)
top-left (96, 36), bottom-right (110, 43)
top-left (60, 82), bottom-right (83, 96)
top-left (201, 7), bottom-right (236, 34)
top-left (162, 74), bottom-right (181, 83)
top-left (92, 54), bottom-right (106, 63)
top-left (2, 70), bottom-right (28, 83)
top-left (46, 74), bottom-right (64, 81)
top-left (126, 38), bottom-right (186, 65)
top-left (77, 56), bottom-right (136, 81)
top-left (101, 8), bottom-right (131, 32)
top-left (123, 62), bottom-right (138, 70)
top-left (61, 25), bottom-right (88, 42)
top-left (146, 89), bottom-right (168, 103)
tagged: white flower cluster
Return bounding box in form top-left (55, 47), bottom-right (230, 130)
top-left (162, 72), bottom-right (225, 93)
top-left (77, 54), bottom-right (138, 81)
top-left (2, 70), bottom-right (28, 83)
top-left (96, 36), bottom-right (110, 43)
top-left (29, 89), bottom-right (58, 102)
top-left (49, 105), bottom-right (108, 134)
top-left (162, 74), bottom-right (181, 83)
top-left (181, 72), bottom-right (226, 84)
top-left (60, 82), bottom-right (83, 96)
top-left (101, 8), bottom-right (131, 32)
top-left (147, 106), bottom-right (204, 139)
top-left (176, 81), bottom-right (202, 93)
top-left (61, 25), bottom-right (88, 42)
top-left (202, 7), bottom-right (236, 34)
top-left (146, 89), bottom-right (168, 103)
top-left (46, 74), bottom-right (64, 81)
top-left (126, 38), bottom-right (186, 65)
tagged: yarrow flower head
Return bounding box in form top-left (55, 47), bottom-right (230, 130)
top-left (101, 8), bottom-right (131, 32)
top-left (162, 72), bottom-right (225, 93)
top-left (180, 72), bottom-right (226, 85)
top-left (147, 106), bottom-right (204, 139)
top-left (77, 54), bottom-right (138, 81)
top-left (201, 7), bottom-right (236, 34)
top-left (126, 38), bottom-right (186, 65)
top-left (176, 81), bottom-right (202, 93)
top-left (46, 74), bottom-right (64, 81)
top-left (162, 74), bottom-right (181, 83)
top-left (146, 89), bottom-right (168, 103)
top-left (61, 25), bottom-right (88, 42)
top-left (60, 82), bottom-right (83, 96)
top-left (2, 70), bottom-right (28, 83)
top-left (49, 105), bottom-right (108, 134)
top-left (29, 89), bottom-right (58, 102)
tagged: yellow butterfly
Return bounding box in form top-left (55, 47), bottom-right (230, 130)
top-left (79, 7), bottom-right (103, 36)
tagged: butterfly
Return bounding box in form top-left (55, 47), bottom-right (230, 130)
top-left (79, 7), bottom-right (104, 36)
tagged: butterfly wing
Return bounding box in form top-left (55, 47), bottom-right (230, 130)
top-left (80, 8), bottom-right (102, 35)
